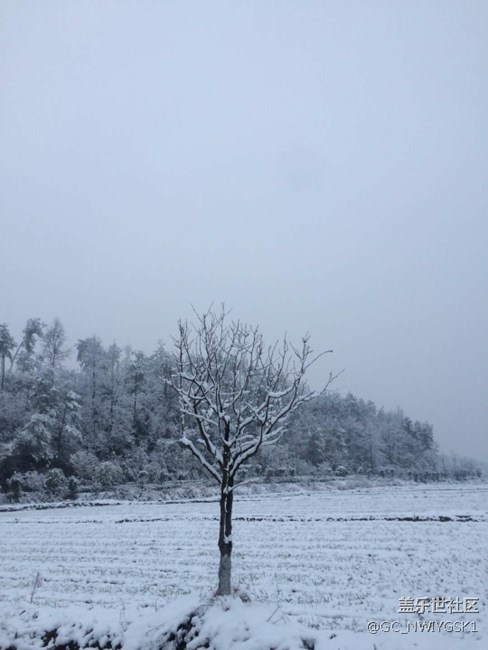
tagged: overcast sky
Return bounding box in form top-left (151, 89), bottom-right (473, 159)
top-left (1, 1), bottom-right (487, 461)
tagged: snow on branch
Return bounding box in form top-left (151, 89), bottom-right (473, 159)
top-left (180, 433), bottom-right (222, 484)
top-left (171, 307), bottom-right (337, 486)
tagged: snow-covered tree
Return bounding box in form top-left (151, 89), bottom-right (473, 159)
top-left (77, 336), bottom-right (105, 450)
top-left (12, 369), bottom-right (81, 471)
top-left (13, 413), bottom-right (55, 467)
top-left (170, 307), bottom-right (336, 595)
top-left (52, 389), bottom-right (82, 467)
top-left (0, 324), bottom-right (15, 391)
top-left (9, 317), bottom-right (44, 373)
top-left (124, 349), bottom-right (148, 444)
top-left (43, 319), bottom-right (69, 369)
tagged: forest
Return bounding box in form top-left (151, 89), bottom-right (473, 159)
top-left (0, 317), bottom-right (482, 501)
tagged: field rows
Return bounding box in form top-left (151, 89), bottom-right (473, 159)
top-left (1, 484), bottom-right (487, 635)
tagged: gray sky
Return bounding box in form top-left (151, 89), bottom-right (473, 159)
top-left (1, 1), bottom-right (487, 460)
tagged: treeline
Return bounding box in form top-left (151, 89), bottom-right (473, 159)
top-left (0, 318), bottom-right (482, 500)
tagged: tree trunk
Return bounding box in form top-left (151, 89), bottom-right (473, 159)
top-left (217, 476), bottom-right (234, 595)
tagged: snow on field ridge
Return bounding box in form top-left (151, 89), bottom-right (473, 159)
top-left (0, 484), bottom-right (486, 649)
top-left (0, 596), bottom-right (481, 650)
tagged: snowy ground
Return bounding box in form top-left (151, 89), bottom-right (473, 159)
top-left (0, 482), bottom-right (486, 649)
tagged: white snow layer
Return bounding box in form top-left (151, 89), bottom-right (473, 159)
top-left (0, 483), bottom-right (486, 649)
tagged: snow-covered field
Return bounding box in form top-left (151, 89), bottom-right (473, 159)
top-left (1, 482), bottom-right (486, 649)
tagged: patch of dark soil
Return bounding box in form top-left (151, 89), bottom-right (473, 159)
top-left (38, 628), bottom-right (122, 650)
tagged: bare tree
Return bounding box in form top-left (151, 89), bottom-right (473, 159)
top-left (170, 307), bottom-right (336, 596)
